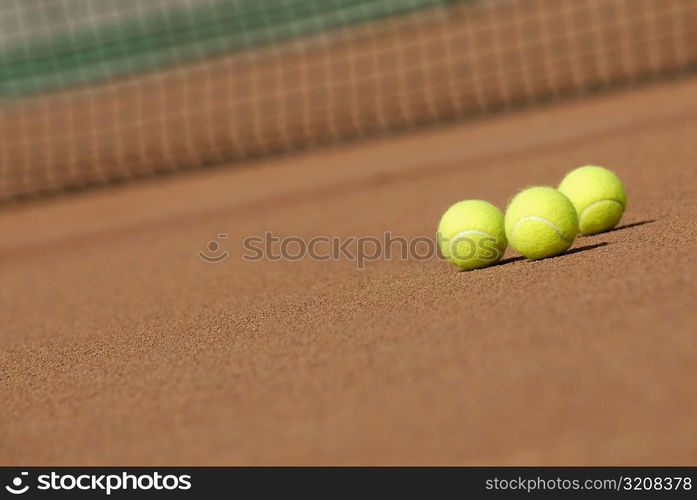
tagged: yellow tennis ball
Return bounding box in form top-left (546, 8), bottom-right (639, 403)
top-left (558, 165), bottom-right (627, 235)
top-left (437, 200), bottom-right (507, 271)
top-left (504, 186), bottom-right (578, 260)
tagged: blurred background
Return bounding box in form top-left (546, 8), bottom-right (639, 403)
top-left (2, 0), bottom-right (696, 201)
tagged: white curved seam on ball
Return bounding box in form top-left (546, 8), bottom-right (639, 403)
top-left (578, 198), bottom-right (624, 220)
top-left (448, 229), bottom-right (495, 255)
top-left (511, 216), bottom-right (571, 243)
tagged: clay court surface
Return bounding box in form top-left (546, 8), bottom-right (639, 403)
top-left (1, 76), bottom-right (696, 465)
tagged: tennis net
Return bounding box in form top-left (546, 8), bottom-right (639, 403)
top-left (1, 0), bottom-right (696, 200)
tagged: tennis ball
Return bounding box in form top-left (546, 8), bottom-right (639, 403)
top-left (504, 186), bottom-right (578, 260)
top-left (437, 200), bottom-right (507, 271)
top-left (558, 165), bottom-right (627, 235)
